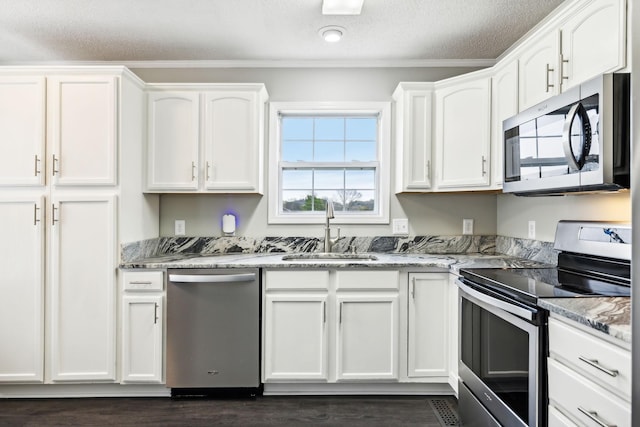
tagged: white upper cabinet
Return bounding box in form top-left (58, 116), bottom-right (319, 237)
top-left (559, 0), bottom-right (626, 91)
top-left (146, 92), bottom-right (200, 191)
top-left (204, 91), bottom-right (264, 193)
top-left (146, 84), bottom-right (268, 193)
top-left (518, 31), bottom-right (561, 111)
top-left (491, 60), bottom-right (519, 189)
top-left (393, 83), bottom-right (434, 193)
top-left (0, 77), bottom-right (45, 186)
top-left (434, 74), bottom-right (492, 190)
top-left (48, 75), bottom-right (118, 186)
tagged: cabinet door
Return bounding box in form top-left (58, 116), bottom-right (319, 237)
top-left (203, 92), bottom-right (262, 193)
top-left (121, 295), bottom-right (163, 383)
top-left (49, 195), bottom-right (116, 382)
top-left (434, 77), bottom-right (491, 189)
top-left (48, 76), bottom-right (118, 186)
top-left (393, 84), bottom-right (433, 192)
top-left (408, 273), bottom-right (449, 378)
top-left (0, 197), bottom-right (44, 382)
top-left (263, 294), bottom-right (328, 381)
top-left (0, 77), bottom-right (46, 186)
top-left (146, 92), bottom-right (200, 191)
top-left (560, 0), bottom-right (626, 90)
top-left (336, 294), bottom-right (399, 380)
top-left (519, 31), bottom-right (560, 110)
top-left (491, 60), bottom-right (519, 188)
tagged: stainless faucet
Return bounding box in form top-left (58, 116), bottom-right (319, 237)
top-left (324, 200), bottom-right (340, 253)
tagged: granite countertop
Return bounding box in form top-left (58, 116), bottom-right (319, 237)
top-left (539, 297), bottom-right (631, 345)
top-left (119, 252), bottom-right (549, 272)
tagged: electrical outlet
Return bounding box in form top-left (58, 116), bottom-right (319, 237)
top-left (175, 220), bottom-right (186, 236)
top-left (462, 219), bottom-right (474, 235)
top-left (392, 218), bottom-right (409, 235)
top-left (528, 221), bottom-right (536, 239)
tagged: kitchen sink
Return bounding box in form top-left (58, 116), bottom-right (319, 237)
top-left (281, 253), bottom-right (378, 261)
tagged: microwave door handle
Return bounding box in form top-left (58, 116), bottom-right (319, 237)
top-left (562, 102), bottom-right (592, 171)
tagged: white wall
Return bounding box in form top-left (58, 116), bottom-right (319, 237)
top-left (134, 66), bottom-right (500, 238)
top-left (497, 192), bottom-right (631, 242)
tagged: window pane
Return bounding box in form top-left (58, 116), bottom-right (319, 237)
top-left (346, 169), bottom-right (375, 189)
top-left (314, 141), bottom-right (344, 161)
top-left (282, 141), bottom-right (313, 162)
top-left (346, 118), bottom-right (377, 140)
top-left (282, 190), bottom-right (320, 212)
top-left (315, 118), bottom-right (344, 140)
top-left (282, 118), bottom-right (313, 140)
top-left (315, 190), bottom-right (340, 206)
top-left (346, 141), bottom-right (376, 161)
top-left (345, 190), bottom-right (375, 212)
top-left (315, 169), bottom-right (344, 189)
top-left (282, 169), bottom-right (312, 189)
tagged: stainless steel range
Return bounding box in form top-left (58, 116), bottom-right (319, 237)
top-left (456, 221), bottom-right (631, 427)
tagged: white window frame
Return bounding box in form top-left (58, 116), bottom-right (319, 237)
top-left (268, 101), bottom-right (391, 224)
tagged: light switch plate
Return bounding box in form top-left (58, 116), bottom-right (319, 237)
top-left (528, 221), bottom-right (536, 239)
top-left (392, 218), bottom-right (409, 235)
top-left (175, 219), bottom-right (186, 236)
top-left (463, 219), bottom-right (474, 235)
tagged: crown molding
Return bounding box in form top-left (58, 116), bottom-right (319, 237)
top-left (0, 58), bottom-right (496, 69)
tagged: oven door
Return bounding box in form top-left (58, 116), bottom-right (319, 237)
top-left (457, 280), bottom-right (544, 427)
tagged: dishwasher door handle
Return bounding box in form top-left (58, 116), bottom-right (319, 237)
top-left (169, 273), bottom-right (257, 283)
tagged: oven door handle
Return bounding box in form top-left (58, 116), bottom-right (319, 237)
top-left (457, 280), bottom-right (535, 321)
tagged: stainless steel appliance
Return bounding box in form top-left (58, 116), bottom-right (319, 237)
top-left (457, 221), bottom-right (631, 426)
top-left (166, 268), bottom-right (261, 396)
top-left (503, 73), bottom-right (630, 195)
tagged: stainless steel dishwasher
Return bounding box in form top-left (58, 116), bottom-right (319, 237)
top-left (166, 268), bottom-right (261, 396)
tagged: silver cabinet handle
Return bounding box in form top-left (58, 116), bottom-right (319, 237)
top-left (129, 281), bottom-right (153, 285)
top-left (577, 407), bottom-right (616, 427)
top-left (578, 356), bottom-right (619, 377)
top-left (206, 161), bottom-right (211, 181)
top-left (34, 155), bottom-right (41, 176)
top-left (51, 203), bottom-right (59, 226)
top-left (339, 302), bottom-right (343, 324)
top-left (411, 276), bottom-right (416, 299)
top-left (154, 303), bottom-right (159, 325)
top-left (561, 57), bottom-right (569, 85)
top-left (481, 156), bottom-right (487, 176)
top-left (546, 64), bottom-right (555, 92)
top-left (33, 204), bottom-right (40, 226)
top-left (169, 273), bottom-right (256, 283)
top-left (322, 301), bottom-right (326, 324)
top-left (191, 161), bottom-right (196, 181)
top-left (52, 154), bottom-right (59, 176)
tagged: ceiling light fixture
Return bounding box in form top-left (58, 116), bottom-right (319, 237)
top-left (319, 26), bottom-right (345, 43)
top-left (322, 0), bottom-right (364, 15)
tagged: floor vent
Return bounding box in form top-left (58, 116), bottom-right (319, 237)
top-left (428, 398), bottom-right (460, 426)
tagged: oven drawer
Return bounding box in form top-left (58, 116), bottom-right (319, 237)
top-left (548, 358), bottom-right (630, 427)
top-left (548, 317), bottom-right (631, 400)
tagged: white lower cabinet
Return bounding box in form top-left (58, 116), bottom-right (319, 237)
top-left (407, 273), bottom-right (449, 378)
top-left (547, 316), bottom-right (631, 427)
top-left (0, 196), bottom-right (45, 383)
top-left (336, 294), bottom-right (398, 381)
top-left (49, 195), bottom-right (117, 382)
top-left (120, 270), bottom-right (164, 384)
top-left (263, 269), bottom-right (399, 383)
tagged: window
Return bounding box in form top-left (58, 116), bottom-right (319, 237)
top-left (268, 102), bottom-right (390, 224)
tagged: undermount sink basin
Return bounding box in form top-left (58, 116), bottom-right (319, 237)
top-left (281, 253), bottom-right (378, 261)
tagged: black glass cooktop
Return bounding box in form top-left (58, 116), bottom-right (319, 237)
top-left (459, 267), bottom-right (630, 306)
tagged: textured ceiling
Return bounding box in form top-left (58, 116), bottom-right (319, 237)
top-left (0, 0), bottom-right (567, 65)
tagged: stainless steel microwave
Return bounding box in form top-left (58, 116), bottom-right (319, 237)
top-left (503, 73), bottom-right (630, 196)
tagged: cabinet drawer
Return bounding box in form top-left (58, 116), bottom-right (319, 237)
top-left (548, 358), bottom-right (630, 427)
top-left (548, 405), bottom-right (577, 427)
top-left (122, 271), bottom-right (164, 291)
top-left (548, 318), bottom-right (630, 399)
top-left (336, 270), bottom-right (399, 290)
top-left (265, 270), bottom-right (329, 291)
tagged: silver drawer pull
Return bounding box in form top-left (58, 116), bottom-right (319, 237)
top-left (129, 281), bottom-right (153, 285)
top-left (578, 407), bottom-right (616, 427)
top-left (578, 356), bottom-right (619, 377)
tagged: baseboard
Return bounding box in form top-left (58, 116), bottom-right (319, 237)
top-left (0, 384), bottom-right (171, 398)
top-left (263, 382), bottom-right (455, 396)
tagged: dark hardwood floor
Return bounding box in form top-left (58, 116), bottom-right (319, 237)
top-left (0, 395), bottom-right (458, 427)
